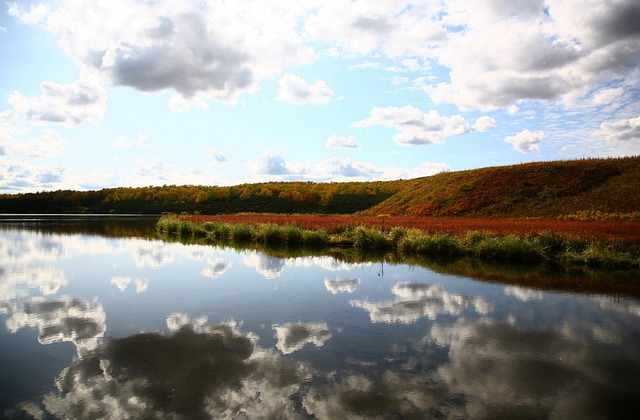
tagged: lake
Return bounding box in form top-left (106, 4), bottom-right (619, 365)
top-left (1, 215), bottom-right (639, 419)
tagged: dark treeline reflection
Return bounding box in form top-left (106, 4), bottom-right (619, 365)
top-left (0, 215), bottom-right (160, 238)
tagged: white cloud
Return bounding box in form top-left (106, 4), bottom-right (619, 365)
top-left (427, 0), bottom-right (640, 110)
top-left (597, 115), bottom-right (640, 141)
top-left (244, 150), bottom-right (450, 183)
top-left (45, 1), bottom-right (315, 106)
top-left (473, 116), bottom-right (497, 132)
top-left (132, 158), bottom-right (176, 182)
top-left (7, 79), bottom-right (107, 126)
top-left (0, 158), bottom-right (67, 192)
top-left (353, 105), bottom-right (475, 145)
top-left (325, 134), bottom-right (359, 149)
top-left (1, 123), bottom-right (67, 158)
top-left (304, 2), bottom-right (445, 57)
top-left (7, 2), bottom-right (50, 24)
top-left (414, 161), bottom-right (451, 177)
top-left (276, 74), bottom-right (334, 105)
top-left (246, 150), bottom-right (290, 175)
top-left (113, 134), bottom-right (149, 148)
top-left (291, 157), bottom-right (385, 179)
top-left (203, 148), bottom-right (230, 168)
top-left (504, 129), bottom-right (544, 153)
top-left (592, 87), bottom-right (624, 105)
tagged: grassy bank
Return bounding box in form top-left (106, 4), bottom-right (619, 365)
top-left (157, 216), bottom-right (640, 269)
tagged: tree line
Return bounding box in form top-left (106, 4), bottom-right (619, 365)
top-left (0, 180), bottom-right (407, 214)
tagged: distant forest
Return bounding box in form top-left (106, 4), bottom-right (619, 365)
top-left (0, 180), bottom-right (406, 215)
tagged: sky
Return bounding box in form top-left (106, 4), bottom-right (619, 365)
top-left (0, 0), bottom-right (639, 194)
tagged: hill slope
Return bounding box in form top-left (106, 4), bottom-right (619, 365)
top-left (367, 157), bottom-right (640, 219)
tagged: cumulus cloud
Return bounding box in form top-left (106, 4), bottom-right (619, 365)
top-left (598, 115), bottom-right (640, 141)
top-left (428, 0), bottom-right (640, 110)
top-left (7, 79), bottom-right (107, 126)
top-left (273, 322), bottom-right (332, 354)
top-left (0, 158), bottom-right (67, 192)
top-left (325, 134), bottom-right (359, 149)
top-left (414, 161), bottom-right (451, 177)
top-left (203, 148), bottom-right (230, 167)
top-left (0, 124), bottom-right (67, 158)
top-left (113, 134), bottom-right (149, 148)
top-left (7, 2), bottom-right (50, 24)
top-left (504, 129), bottom-right (544, 153)
top-left (305, 2), bottom-right (445, 57)
top-left (473, 116), bottom-right (497, 132)
top-left (353, 105), bottom-right (489, 145)
top-left (246, 150), bottom-right (290, 175)
top-left (132, 158), bottom-right (176, 182)
top-left (276, 74), bottom-right (334, 105)
top-left (304, 157), bottom-right (384, 179)
top-left (45, 1), bottom-right (315, 106)
top-left (243, 150), bottom-right (450, 183)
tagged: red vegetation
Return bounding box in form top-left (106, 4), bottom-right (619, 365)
top-left (180, 214), bottom-right (640, 243)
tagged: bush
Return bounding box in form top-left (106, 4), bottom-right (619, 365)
top-left (350, 226), bottom-right (391, 250)
top-left (256, 223), bottom-right (286, 245)
top-left (476, 235), bottom-right (543, 262)
top-left (229, 223), bottom-right (254, 242)
top-left (302, 229), bottom-right (330, 247)
top-left (398, 231), bottom-right (463, 256)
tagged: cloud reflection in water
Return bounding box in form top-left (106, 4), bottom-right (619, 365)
top-left (351, 282), bottom-right (494, 324)
top-left (32, 315), bottom-right (308, 419)
top-left (324, 277), bottom-right (360, 294)
top-left (5, 296), bottom-right (105, 355)
top-left (274, 322), bottom-right (333, 354)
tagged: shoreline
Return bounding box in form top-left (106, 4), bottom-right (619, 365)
top-left (157, 215), bottom-right (640, 270)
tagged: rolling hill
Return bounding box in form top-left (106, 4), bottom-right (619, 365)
top-left (367, 156), bottom-right (640, 219)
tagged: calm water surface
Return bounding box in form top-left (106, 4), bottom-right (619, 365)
top-left (1, 216), bottom-right (639, 419)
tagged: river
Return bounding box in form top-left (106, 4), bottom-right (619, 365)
top-left (1, 215), bottom-right (639, 419)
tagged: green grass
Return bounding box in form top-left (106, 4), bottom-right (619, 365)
top-left (157, 217), bottom-right (640, 269)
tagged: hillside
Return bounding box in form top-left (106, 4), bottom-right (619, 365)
top-left (367, 156), bottom-right (640, 219)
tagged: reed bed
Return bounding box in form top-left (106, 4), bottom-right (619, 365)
top-left (157, 216), bottom-right (640, 269)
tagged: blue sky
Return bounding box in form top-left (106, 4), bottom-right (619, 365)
top-left (1, 0), bottom-right (639, 193)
